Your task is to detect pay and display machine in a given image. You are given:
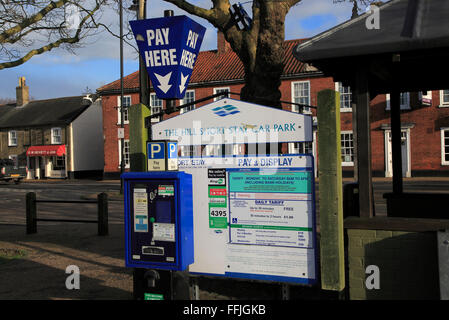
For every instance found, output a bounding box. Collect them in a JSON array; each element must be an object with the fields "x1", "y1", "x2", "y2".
[{"x1": 122, "y1": 171, "x2": 193, "y2": 271}]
